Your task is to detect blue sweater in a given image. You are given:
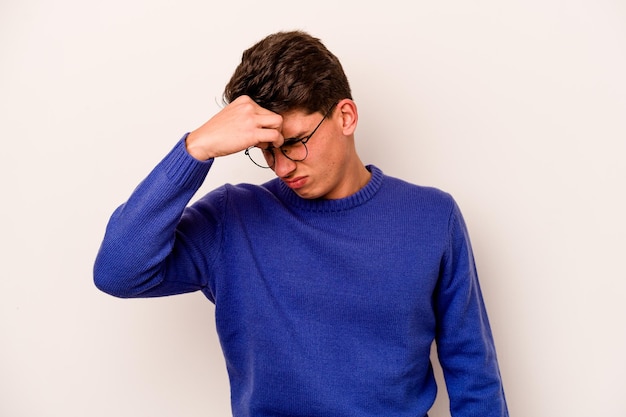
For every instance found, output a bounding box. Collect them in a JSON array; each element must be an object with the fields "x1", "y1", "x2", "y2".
[{"x1": 94, "y1": 136, "x2": 508, "y2": 417}]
